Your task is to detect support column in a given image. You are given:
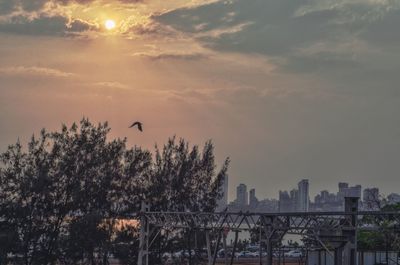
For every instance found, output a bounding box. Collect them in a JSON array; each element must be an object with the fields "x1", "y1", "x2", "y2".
[
  {"x1": 264, "y1": 216, "x2": 274, "y2": 265},
  {"x1": 212, "y1": 230, "x2": 222, "y2": 265},
  {"x1": 318, "y1": 250, "x2": 321, "y2": 265},
  {"x1": 137, "y1": 202, "x2": 150, "y2": 265},
  {"x1": 223, "y1": 232, "x2": 228, "y2": 265},
  {"x1": 206, "y1": 230, "x2": 212, "y2": 265},
  {"x1": 343, "y1": 197, "x2": 359, "y2": 265},
  {"x1": 335, "y1": 248, "x2": 343, "y2": 265},
  {"x1": 230, "y1": 230, "x2": 239, "y2": 265},
  {"x1": 259, "y1": 225, "x2": 263, "y2": 265}
]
